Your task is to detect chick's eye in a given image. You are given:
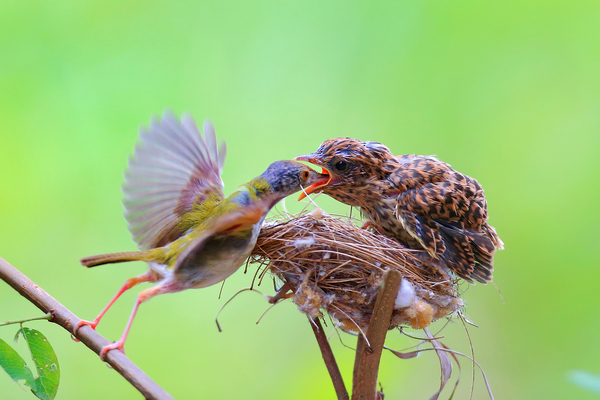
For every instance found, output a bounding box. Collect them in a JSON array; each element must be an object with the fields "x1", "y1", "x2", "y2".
[
  {"x1": 334, "y1": 160, "x2": 349, "y2": 172},
  {"x1": 301, "y1": 170, "x2": 310, "y2": 180}
]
